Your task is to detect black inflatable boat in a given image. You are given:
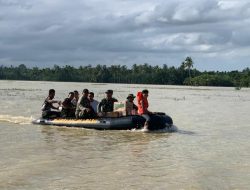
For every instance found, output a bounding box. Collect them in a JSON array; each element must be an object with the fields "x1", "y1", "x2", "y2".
[{"x1": 32, "y1": 113, "x2": 175, "y2": 131}]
